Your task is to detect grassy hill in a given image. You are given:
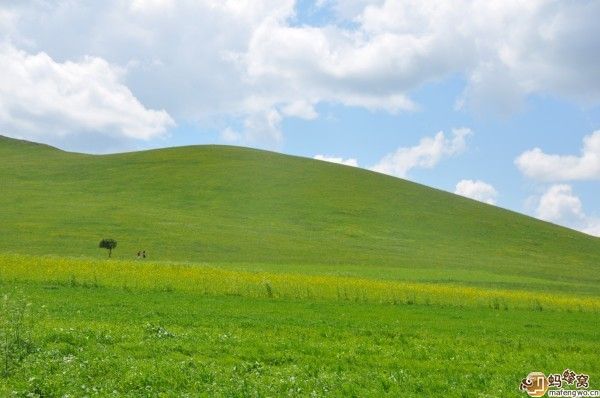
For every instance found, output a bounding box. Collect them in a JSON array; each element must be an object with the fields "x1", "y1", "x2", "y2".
[
  {"x1": 1, "y1": 135, "x2": 600, "y2": 396},
  {"x1": 1, "y1": 134, "x2": 599, "y2": 292}
]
